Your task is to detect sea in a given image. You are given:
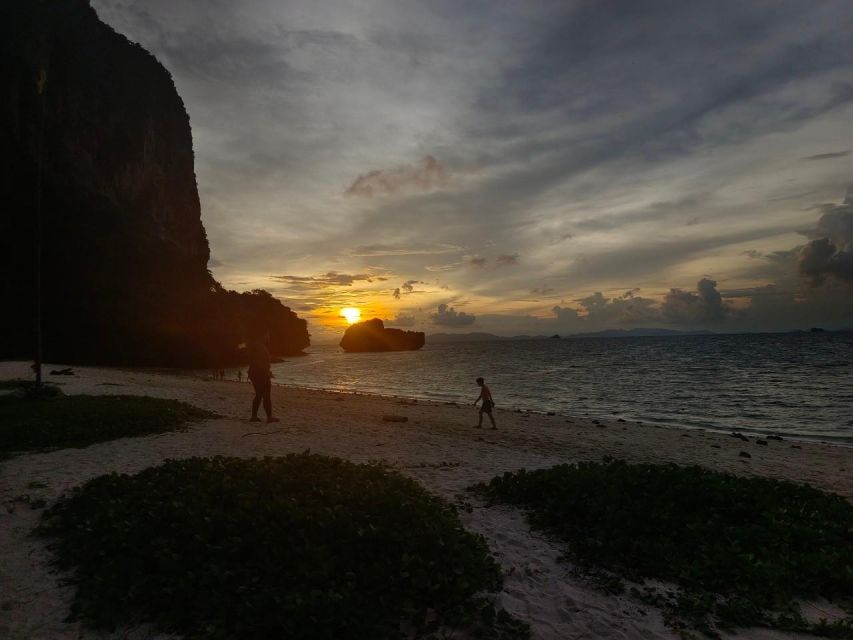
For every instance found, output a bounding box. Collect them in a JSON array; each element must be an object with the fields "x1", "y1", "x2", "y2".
[{"x1": 269, "y1": 332, "x2": 853, "y2": 443}]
